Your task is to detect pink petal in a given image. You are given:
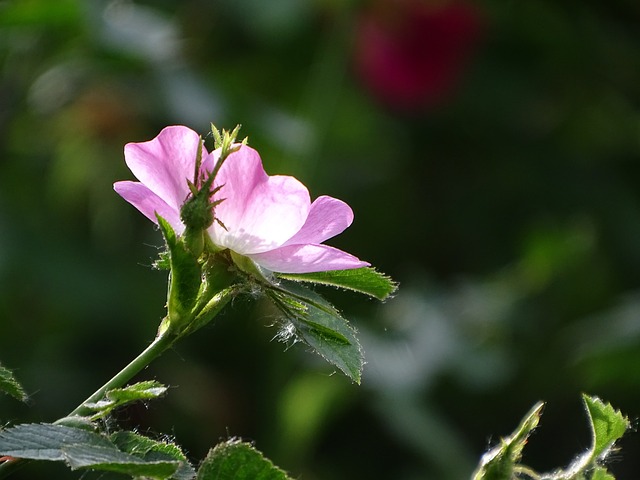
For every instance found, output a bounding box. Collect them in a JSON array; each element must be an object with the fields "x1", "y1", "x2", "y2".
[
  {"x1": 283, "y1": 195, "x2": 354, "y2": 246},
  {"x1": 114, "y1": 181, "x2": 185, "y2": 234},
  {"x1": 208, "y1": 145, "x2": 311, "y2": 254},
  {"x1": 124, "y1": 126, "x2": 209, "y2": 211},
  {"x1": 249, "y1": 244, "x2": 370, "y2": 274}
]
